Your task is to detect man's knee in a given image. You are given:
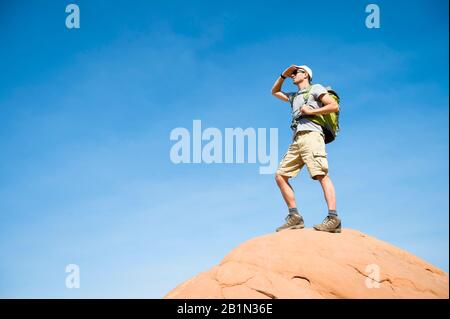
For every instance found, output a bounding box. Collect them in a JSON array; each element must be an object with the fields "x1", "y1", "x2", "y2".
[{"x1": 275, "y1": 173, "x2": 289, "y2": 185}]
